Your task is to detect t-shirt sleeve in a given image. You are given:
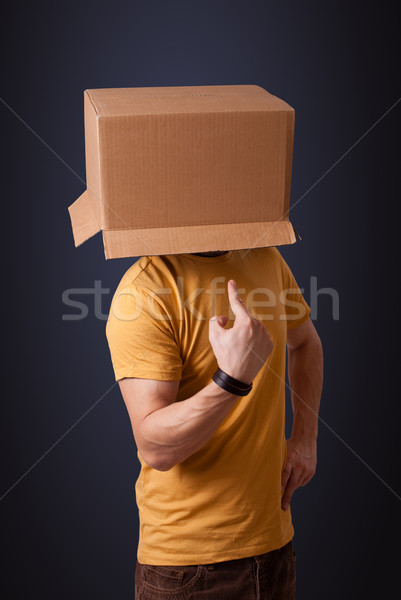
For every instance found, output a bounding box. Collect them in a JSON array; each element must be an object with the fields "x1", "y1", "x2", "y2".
[
  {"x1": 105, "y1": 284, "x2": 183, "y2": 382},
  {"x1": 277, "y1": 252, "x2": 311, "y2": 329}
]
